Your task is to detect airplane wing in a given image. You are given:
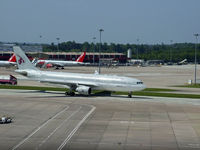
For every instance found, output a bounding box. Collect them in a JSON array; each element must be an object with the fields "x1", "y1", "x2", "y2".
[
  {"x1": 15, "y1": 75, "x2": 98, "y2": 89},
  {"x1": 39, "y1": 78, "x2": 98, "y2": 89}
]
